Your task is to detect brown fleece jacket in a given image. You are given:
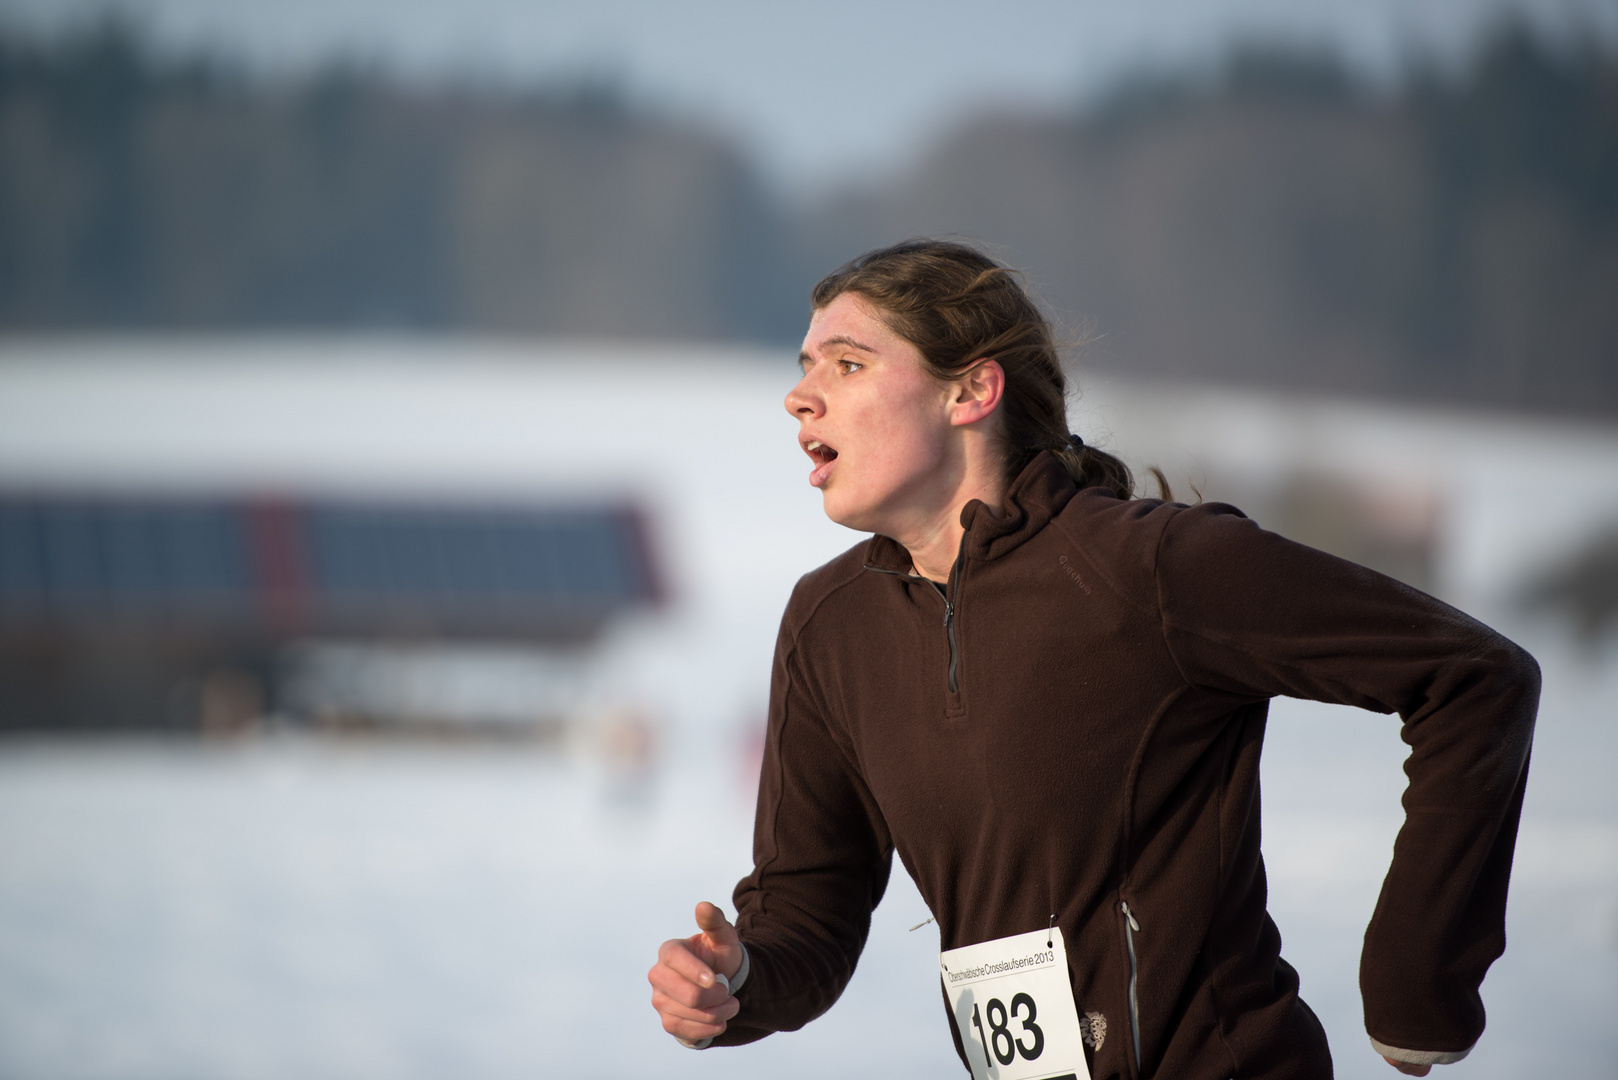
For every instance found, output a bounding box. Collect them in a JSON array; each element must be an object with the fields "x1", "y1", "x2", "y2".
[{"x1": 719, "y1": 452, "x2": 1539, "y2": 1080}]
